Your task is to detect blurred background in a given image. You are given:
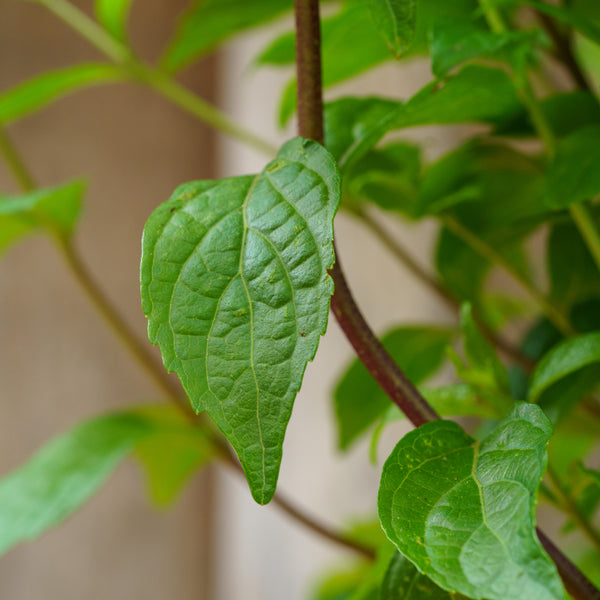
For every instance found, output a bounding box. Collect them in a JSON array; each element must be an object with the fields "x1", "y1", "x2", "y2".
[{"x1": 0, "y1": 1, "x2": 509, "y2": 598}]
